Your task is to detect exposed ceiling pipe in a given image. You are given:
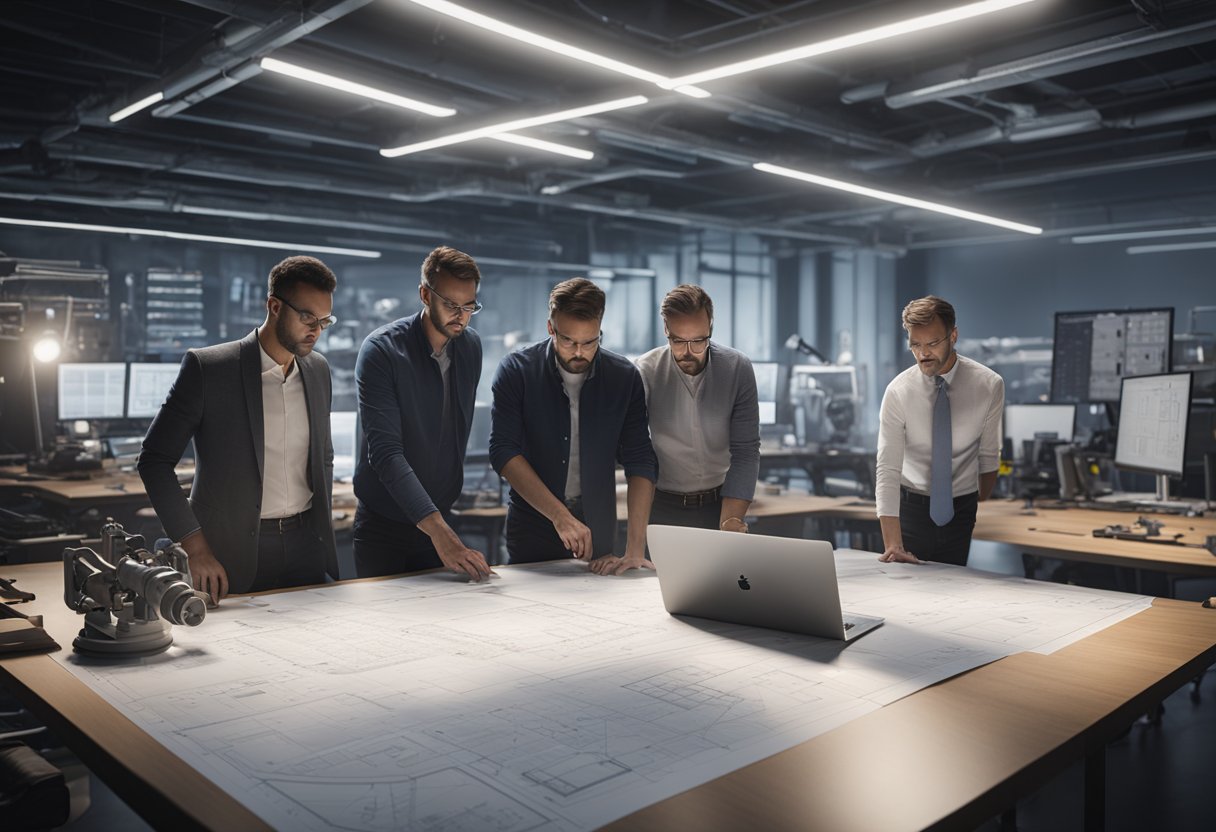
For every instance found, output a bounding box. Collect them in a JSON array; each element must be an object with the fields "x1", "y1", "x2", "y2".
[
  {"x1": 74, "y1": 0, "x2": 373, "y2": 126},
  {"x1": 969, "y1": 147, "x2": 1216, "y2": 192},
  {"x1": 879, "y1": 16, "x2": 1216, "y2": 109},
  {"x1": 539, "y1": 168, "x2": 686, "y2": 196}
]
